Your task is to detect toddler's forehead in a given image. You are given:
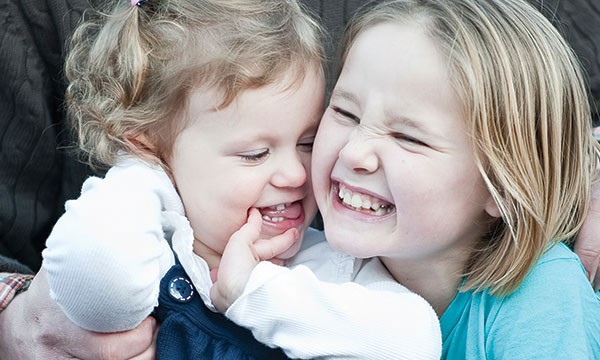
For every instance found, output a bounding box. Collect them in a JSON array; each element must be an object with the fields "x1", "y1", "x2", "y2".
[{"x1": 183, "y1": 66, "x2": 322, "y2": 124}]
